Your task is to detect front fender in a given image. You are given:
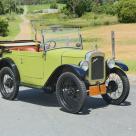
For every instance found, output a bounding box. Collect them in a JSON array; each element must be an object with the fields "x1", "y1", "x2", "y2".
[
  {"x1": 68, "y1": 65, "x2": 87, "y2": 80},
  {"x1": 115, "y1": 60, "x2": 129, "y2": 71},
  {"x1": 45, "y1": 64, "x2": 87, "y2": 87}
]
